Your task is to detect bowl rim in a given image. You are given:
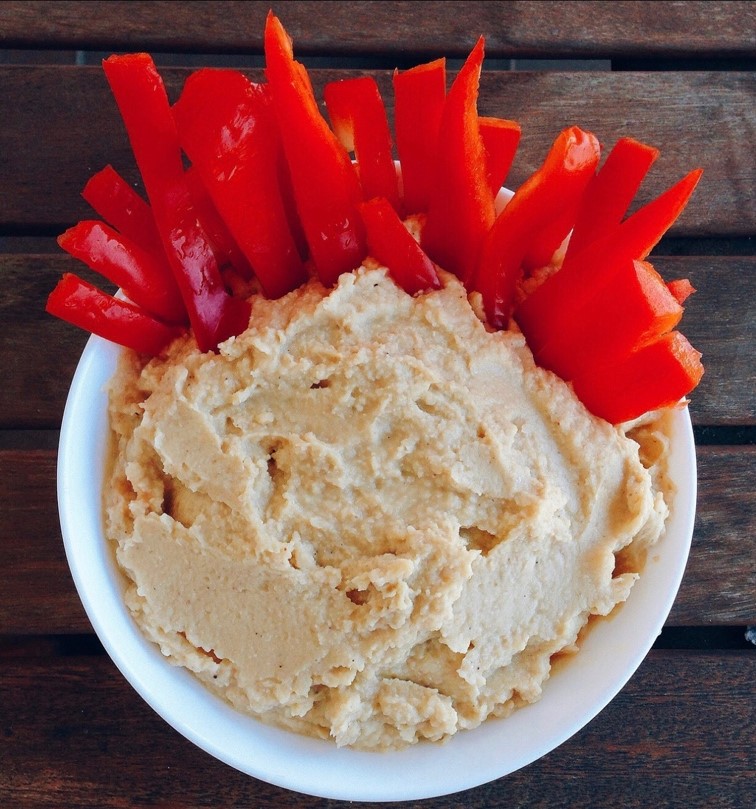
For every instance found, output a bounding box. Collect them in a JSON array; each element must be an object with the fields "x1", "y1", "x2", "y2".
[{"x1": 57, "y1": 331, "x2": 696, "y2": 803}]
